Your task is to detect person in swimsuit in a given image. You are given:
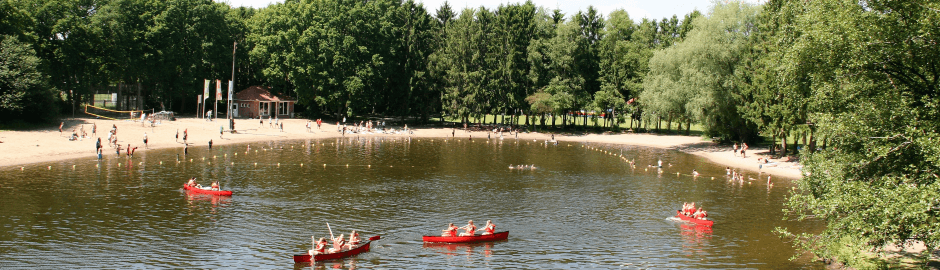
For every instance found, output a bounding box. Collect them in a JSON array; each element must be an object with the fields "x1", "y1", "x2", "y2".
[
  {"x1": 459, "y1": 220, "x2": 476, "y2": 236},
  {"x1": 478, "y1": 220, "x2": 496, "y2": 235},
  {"x1": 187, "y1": 177, "x2": 197, "y2": 187},
  {"x1": 442, "y1": 223, "x2": 458, "y2": 237},
  {"x1": 210, "y1": 181, "x2": 220, "y2": 191}
]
